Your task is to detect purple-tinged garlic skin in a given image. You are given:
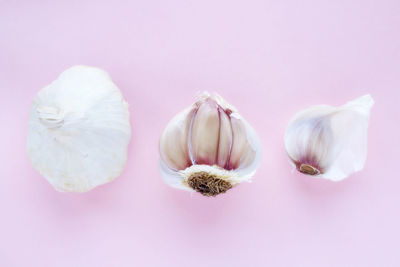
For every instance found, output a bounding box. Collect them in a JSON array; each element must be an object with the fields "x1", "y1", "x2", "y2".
[
  {"x1": 284, "y1": 94, "x2": 374, "y2": 181},
  {"x1": 159, "y1": 92, "x2": 262, "y2": 196}
]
